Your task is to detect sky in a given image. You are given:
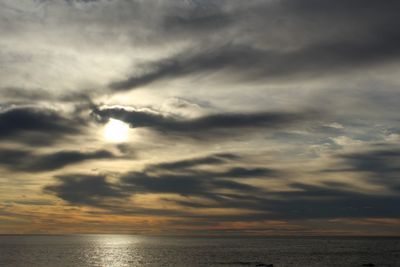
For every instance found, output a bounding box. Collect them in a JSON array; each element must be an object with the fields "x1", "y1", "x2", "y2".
[{"x1": 0, "y1": 0, "x2": 399, "y2": 236}]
